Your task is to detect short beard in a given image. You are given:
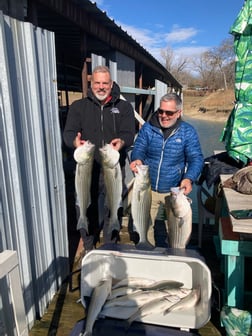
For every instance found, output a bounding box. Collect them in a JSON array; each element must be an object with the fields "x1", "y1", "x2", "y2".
[{"x1": 94, "y1": 92, "x2": 108, "y2": 101}]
